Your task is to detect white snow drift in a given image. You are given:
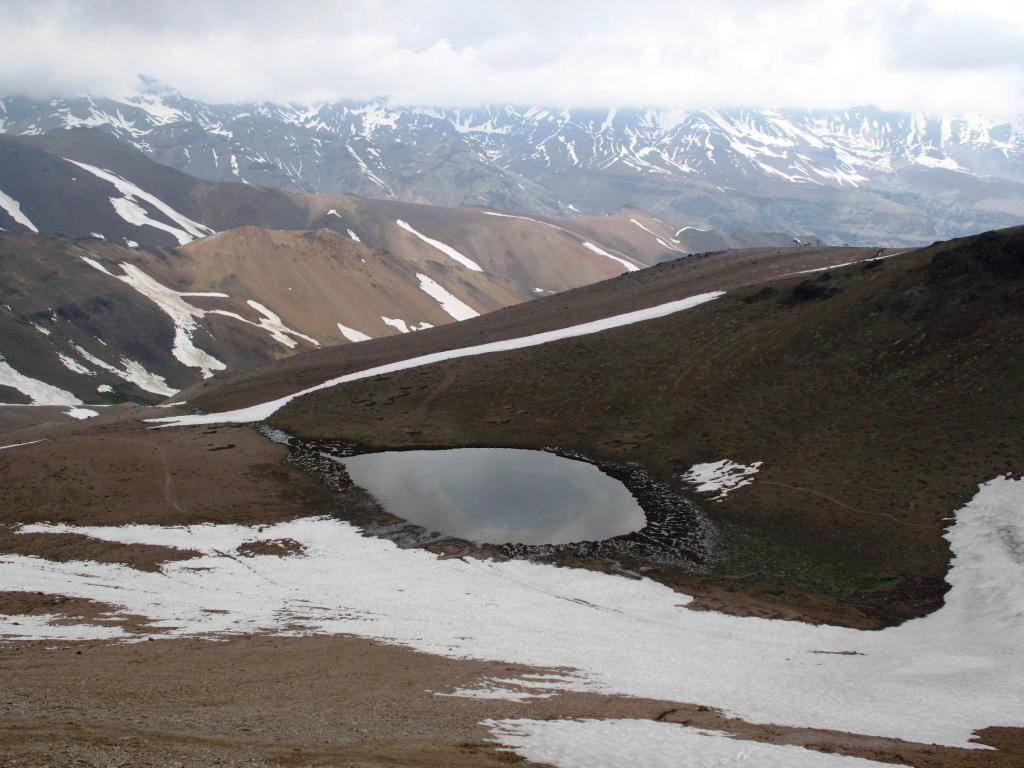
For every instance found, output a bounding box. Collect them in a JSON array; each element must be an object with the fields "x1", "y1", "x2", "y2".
[
  {"x1": 681, "y1": 459, "x2": 764, "y2": 500},
  {"x1": 415, "y1": 273, "x2": 479, "y2": 321},
  {"x1": 0, "y1": 439, "x2": 46, "y2": 451},
  {"x1": 79, "y1": 255, "x2": 318, "y2": 377},
  {"x1": 79, "y1": 255, "x2": 227, "y2": 378},
  {"x1": 580, "y1": 241, "x2": 640, "y2": 272},
  {"x1": 0, "y1": 476, "x2": 1022, "y2": 750},
  {"x1": 71, "y1": 342, "x2": 177, "y2": 397},
  {"x1": 0, "y1": 353, "x2": 81, "y2": 405},
  {"x1": 147, "y1": 291, "x2": 723, "y2": 428},
  {"x1": 65, "y1": 159, "x2": 214, "y2": 245},
  {"x1": 396, "y1": 219, "x2": 483, "y2": 271},
  {"x1": 487, "y1": 719, "x2": 891, "y2": 768},
  {"x1": 0, "y1": 187, "x2": 39, "y2": 233},
  {"x1": 337, "y1": 323, "x2": 372, "y2": 343}
]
